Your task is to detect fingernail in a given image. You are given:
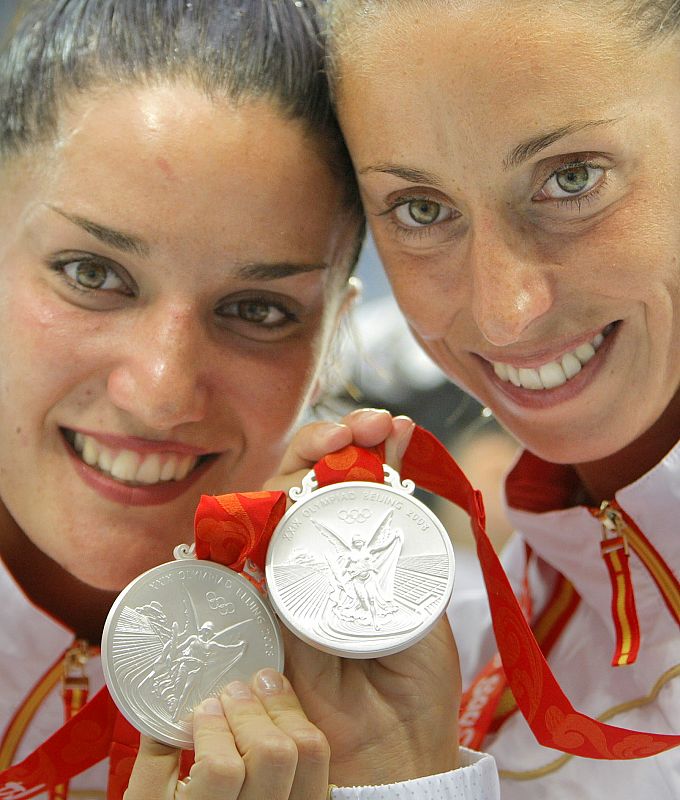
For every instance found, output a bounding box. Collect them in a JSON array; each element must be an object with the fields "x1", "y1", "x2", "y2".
[
  {"x1": 355, "y1": 408, "x2": 390, "y2": 418},
  {"x1": 197, "y1": 697, "x2": 223, "y2": 715},
  {"x1": 394, "y1": 418, "x2": 416, "y2": 460},
  {"x1": 225, "y1": 681, "x2": 251, "y2": 699},
  {"x1": 256, "y1": 668, "x2": 283, "y2": 694}
]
